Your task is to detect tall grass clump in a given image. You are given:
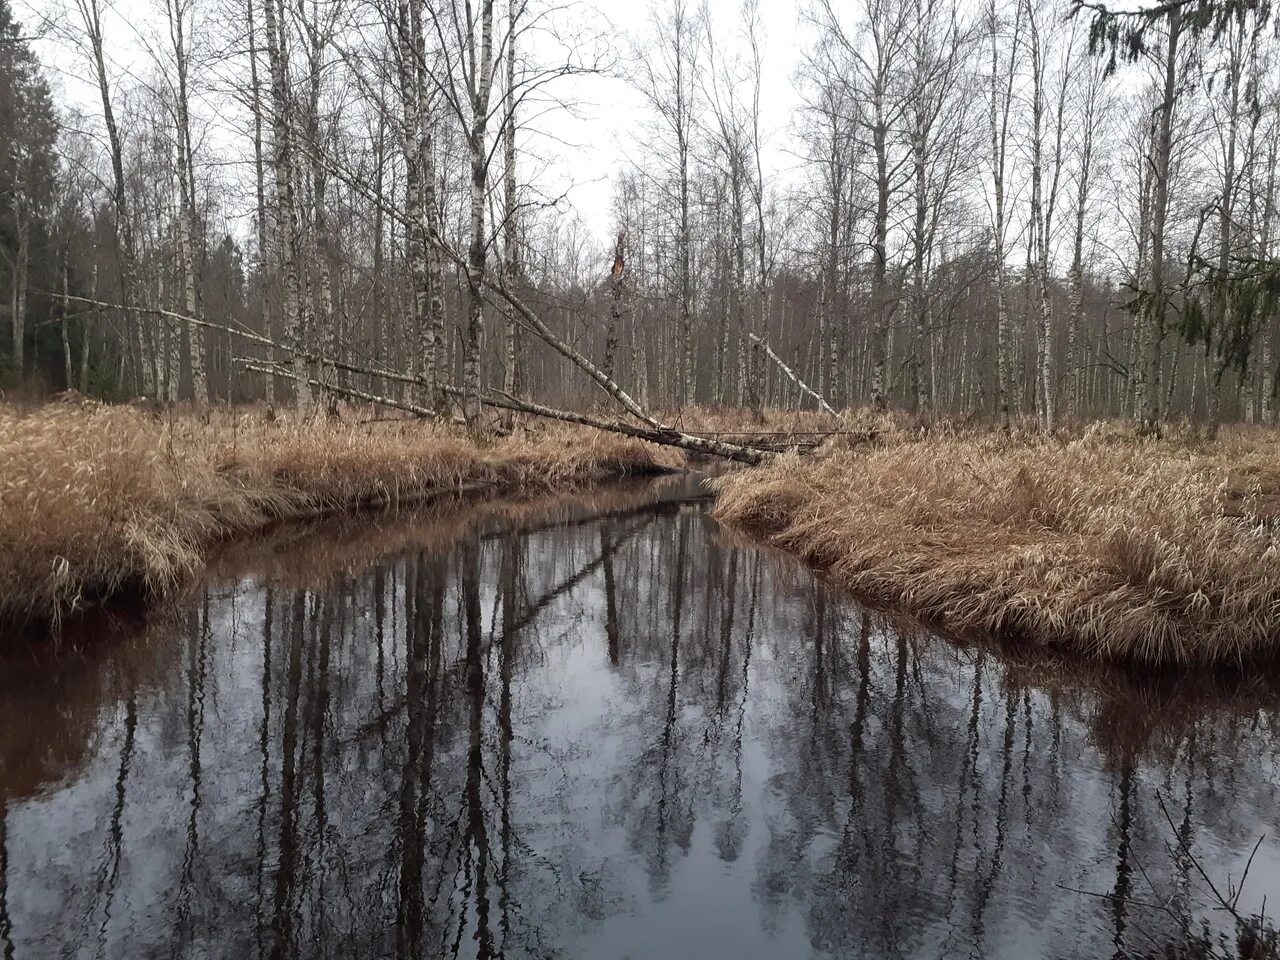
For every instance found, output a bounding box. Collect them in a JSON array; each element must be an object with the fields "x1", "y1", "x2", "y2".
[
  {"x1": 0, "y1": 404, "x2": 223, "y2": 624},
  {"x1": 0, "y1": 401, "x2": 676, "y2": 628},
  {"x1": 713, "y1": 430, "x2": 1280, "y2": 667}
]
